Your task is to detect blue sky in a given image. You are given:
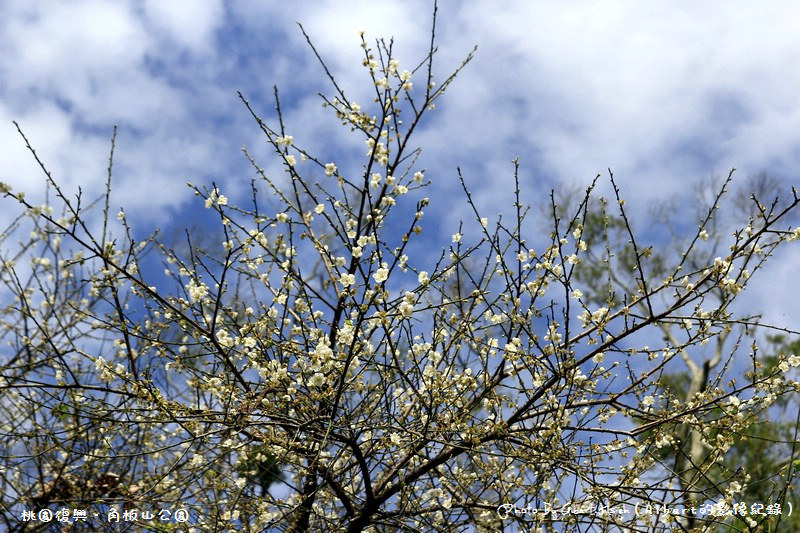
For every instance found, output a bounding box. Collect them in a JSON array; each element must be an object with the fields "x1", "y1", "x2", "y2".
[{"x1": 2, "y1": 0, "x2": 799, "y2": 328}]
